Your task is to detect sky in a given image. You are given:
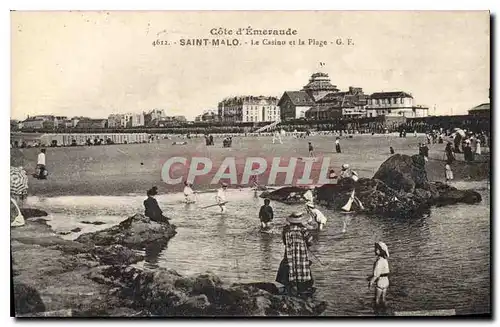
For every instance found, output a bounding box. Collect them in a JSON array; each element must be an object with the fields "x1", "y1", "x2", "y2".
[{"x1": 11, "y1": 11, "x2": 490, "y2": 121}]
